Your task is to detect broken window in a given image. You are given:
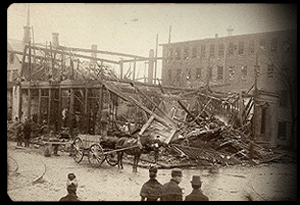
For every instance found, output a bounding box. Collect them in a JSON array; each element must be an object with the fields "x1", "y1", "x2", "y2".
[
  {"x1": 209, "y1": 44, "x2": 215, "y2": 57},
  {"x1": 183, "y1": 47, "x2": 189, "y2": 60},
  {"x1": 238, "y1": 41, "x2": 244, "y2": 54},
  {"x1": 196, "y1": 67, "x2": 201, "y2": 79},
  {"x1": 228, "y1": 42, "x2": 234, "y2": 55},
  {"x1": 175, "y1": 47, "x2": 181, "y2": 60},
  {"x1": 279, "y1": 90, "x2": 288, "y2": 107},
  {"x1": 249, "y1": 40, "x2": 255, "y2": 54},
  {"x1": 167, "y1": 47, "x2": 173, "y2": 61},
  {"x1": 186, "y1": 69, "x2": 191, "y2": 81},
  {"x1": 229, "y1": 66, "x2": 235, "y2": 81},
  {"x1": 261, "y1": 107, "x2": 267, "y2": 134},
  {"x1": 270, "y1": 37, "x2": 278, "y2": 52},
  {"x1": 267, "y1": 64, "x2": 274, "y2": 78},
  {"x1": 192, "y1": 46, "x2": 197, "y2": 59},
  {"x1": 278, "y1": 121, "x2": 287, "y2": 139},
  {"x1": 201, "y1": 44, "x2": 206, "y2": 58},
  {"x1": 208, "y1": 66, "x2": 213, "y2": 80},
  {"x1": 259, "y1": 38, "x2": 265, "y2": 52},
  {"x1": 218, "y1": 43, "x2": 225, "y2": 56},
  {"x1": 241, "y1": 65, "x2": 247, "y2": 80},
  {"x1": 217, "y1": 66, "x2": 223, "y2": 80}
]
